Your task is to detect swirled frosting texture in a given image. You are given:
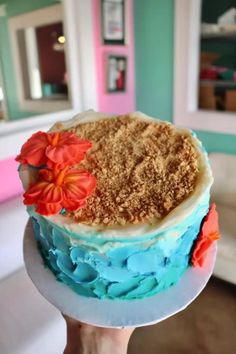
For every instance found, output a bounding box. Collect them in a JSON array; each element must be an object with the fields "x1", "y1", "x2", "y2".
[{"x1": 29, "y1": 189, "x2": 210, "y2": 300}]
